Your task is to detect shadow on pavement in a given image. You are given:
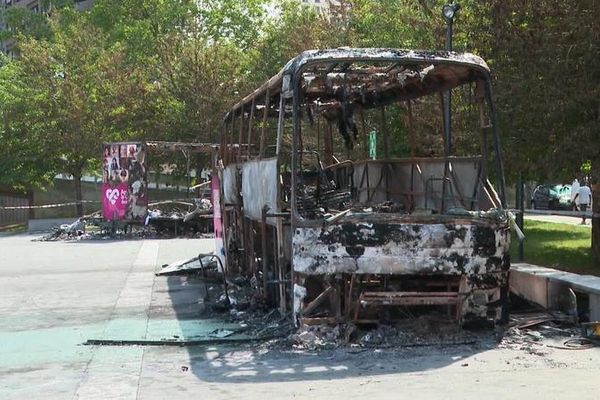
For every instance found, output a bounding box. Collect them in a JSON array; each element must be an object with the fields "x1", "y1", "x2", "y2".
[{"x1": 159, "y1": 269, "x2": 498, "y2": 384}]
